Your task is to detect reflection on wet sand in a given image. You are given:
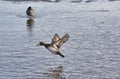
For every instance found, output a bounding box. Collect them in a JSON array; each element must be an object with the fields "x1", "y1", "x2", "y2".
[
  {"x1": 48, "y1": 65, "x2": 66, "y2": 79},
  {"x1": 26, "y1": 18, "x2": 34, "y2": 40},
  {"x1": 34, "y1": 65, "x2": 66, "y2": 79},
  {"x1": 27, "y1": 18, "x2": 34, "y2": 28}
]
